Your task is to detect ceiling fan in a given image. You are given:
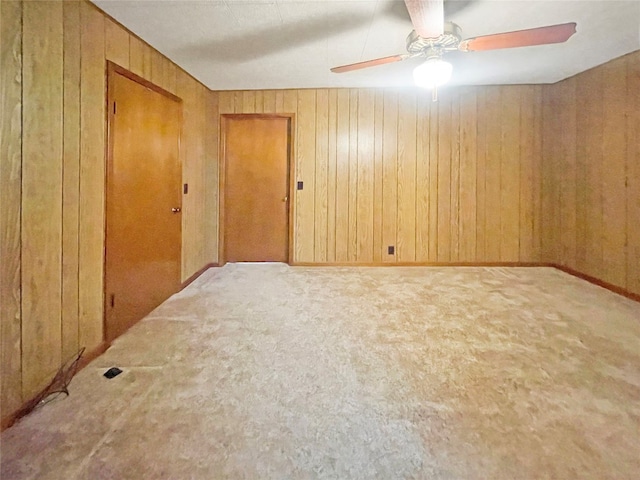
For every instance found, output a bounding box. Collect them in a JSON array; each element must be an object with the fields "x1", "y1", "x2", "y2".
[{"x1": 331, "y1": 0, "x2": 576, "y2": 93}]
